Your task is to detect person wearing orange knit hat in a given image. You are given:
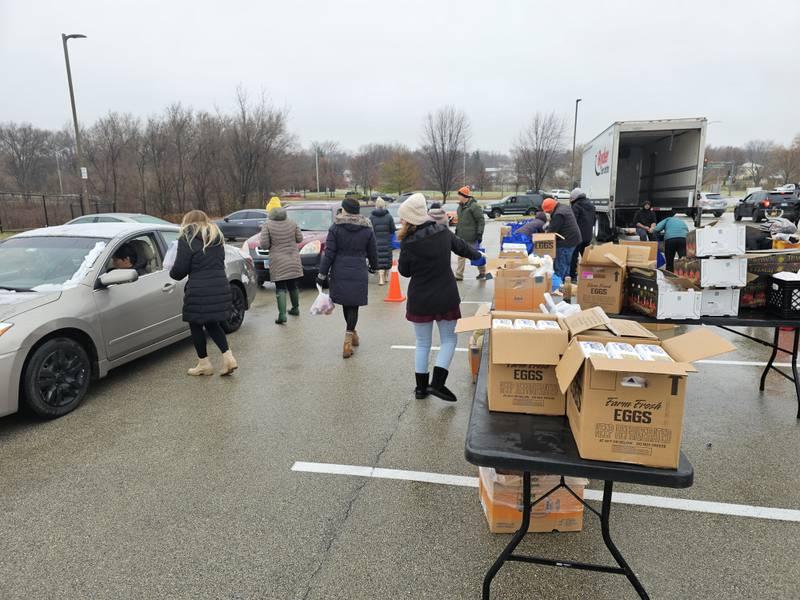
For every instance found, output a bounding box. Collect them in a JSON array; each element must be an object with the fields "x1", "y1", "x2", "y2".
[
  {"x1": 542, "y1": 197, "x2": 582, "y2": 280},
  {"x1": 454, "y1": 186, "x2": 486, "y2": 280}
]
